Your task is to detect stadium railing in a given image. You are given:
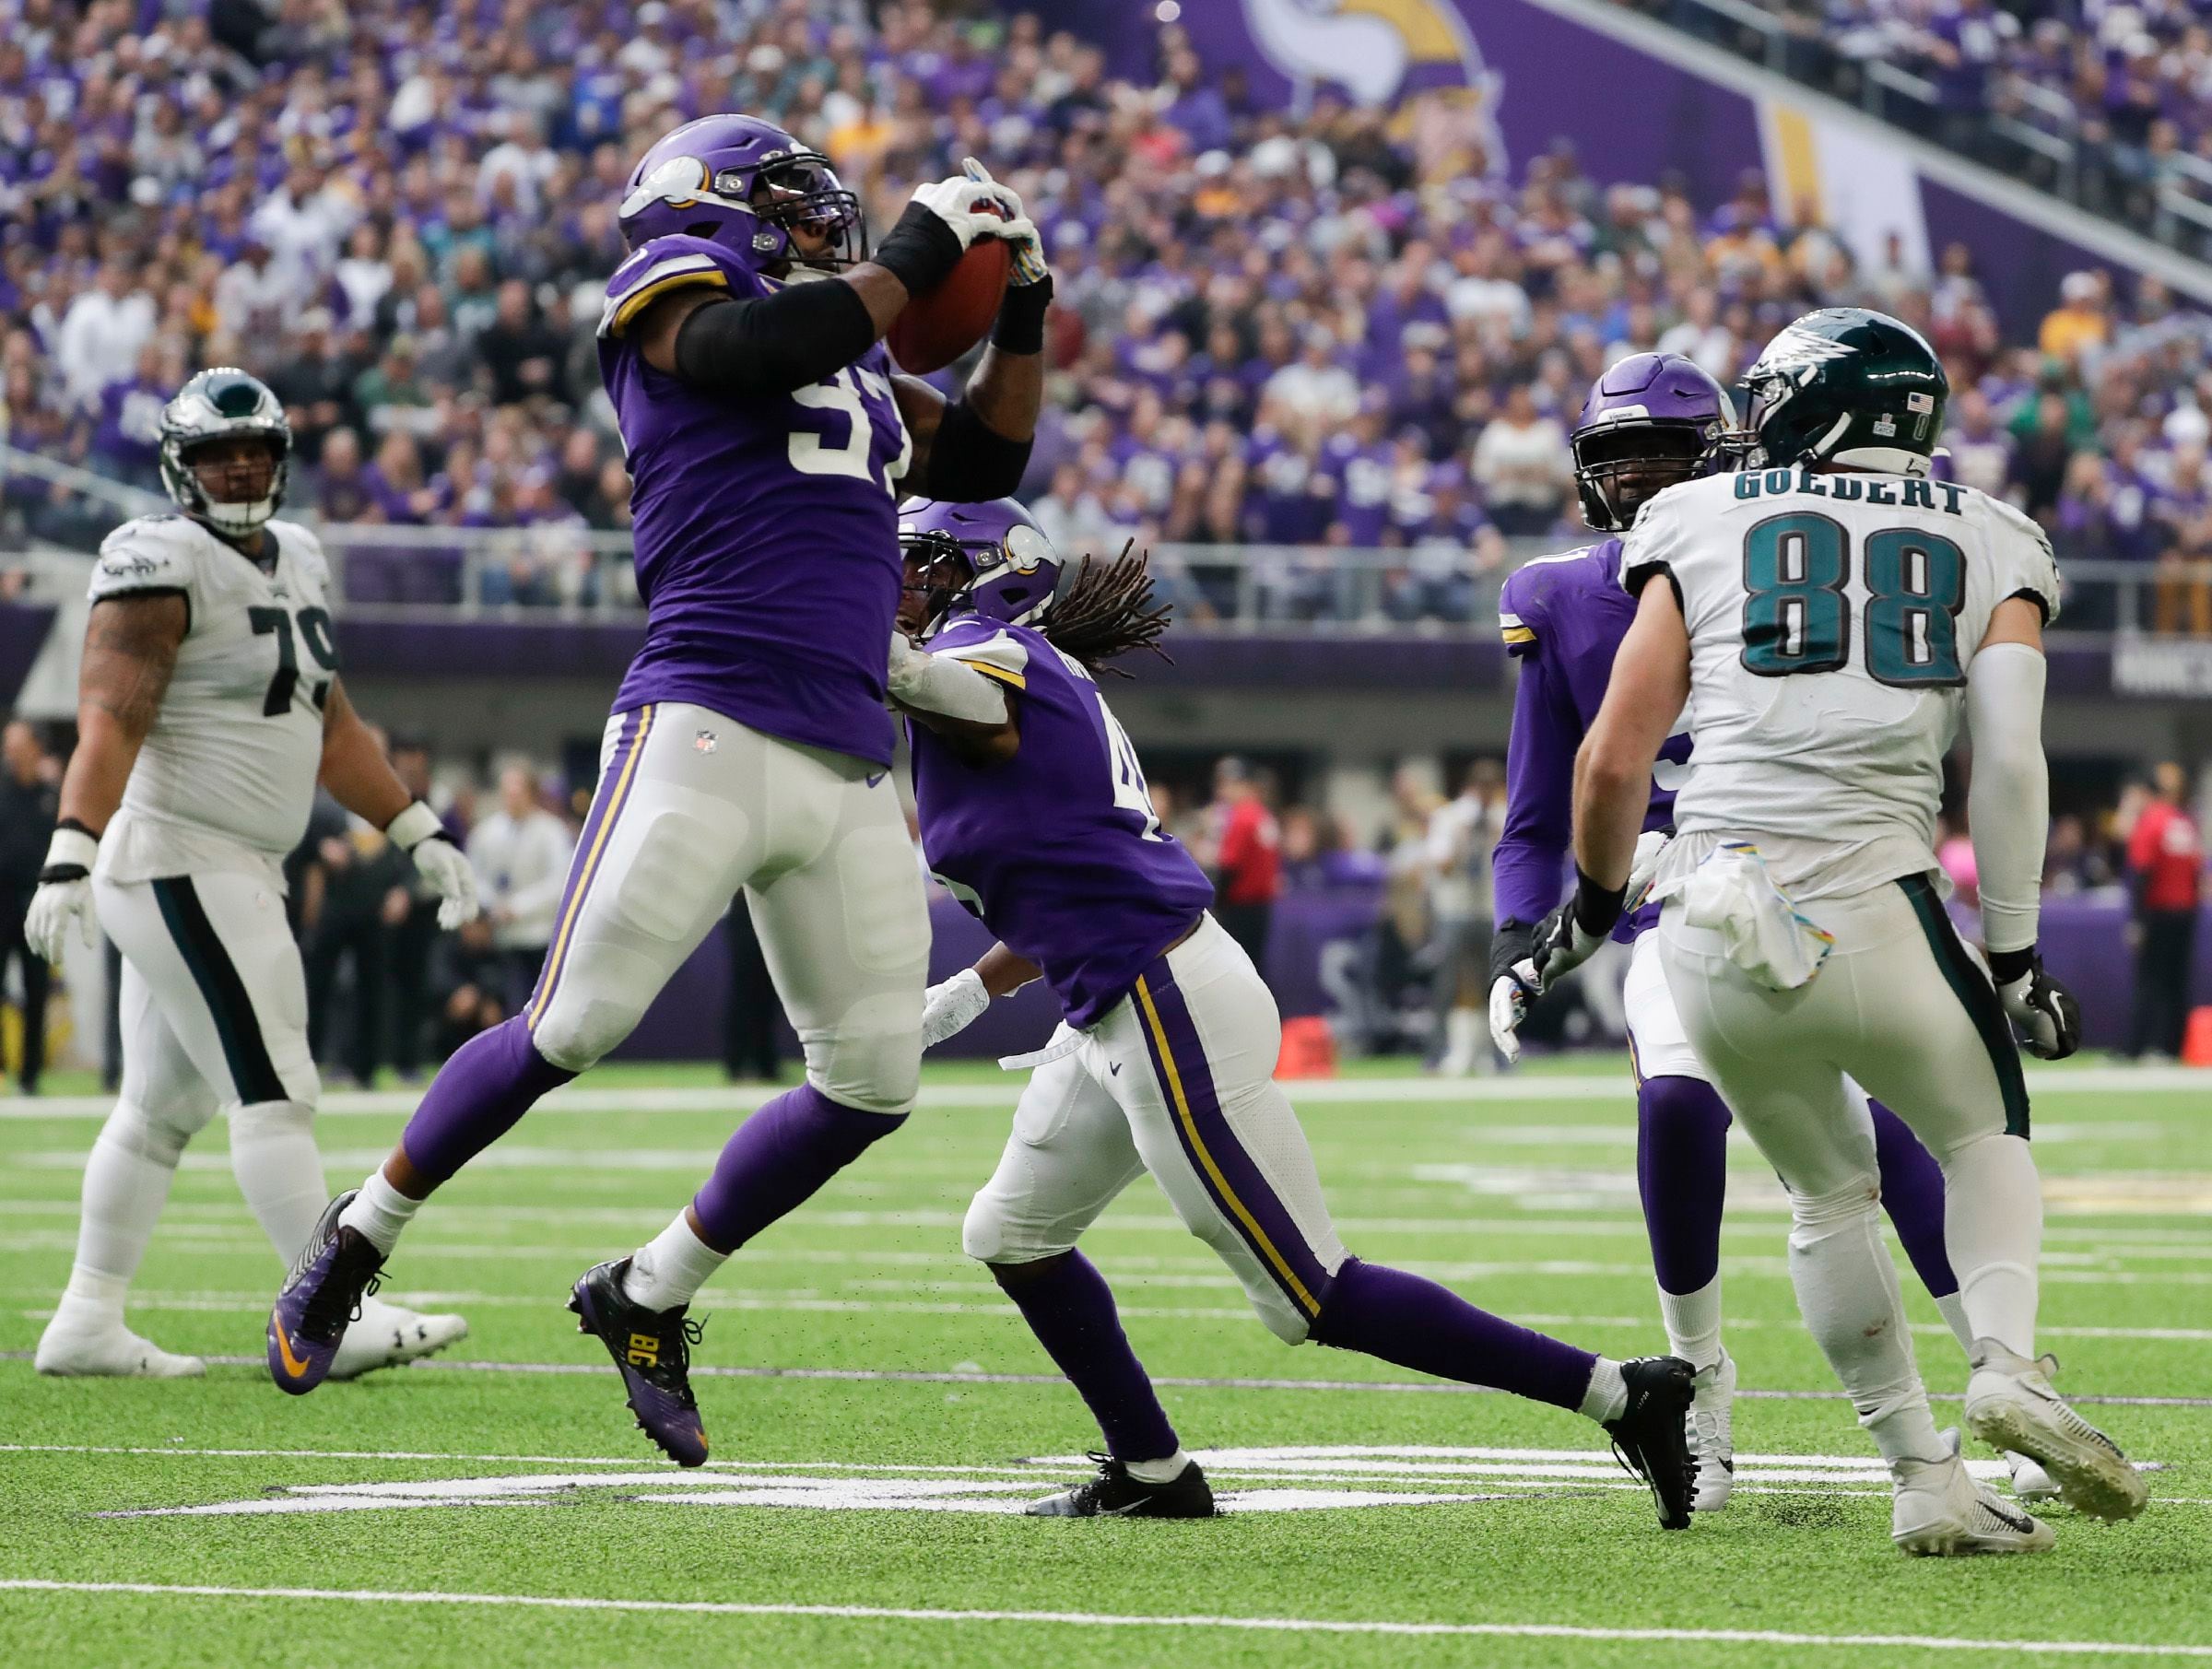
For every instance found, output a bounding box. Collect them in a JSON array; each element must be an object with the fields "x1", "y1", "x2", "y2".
[{"x1": 1620, "y1": 0, "x2": 2212, "y2": 257}]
